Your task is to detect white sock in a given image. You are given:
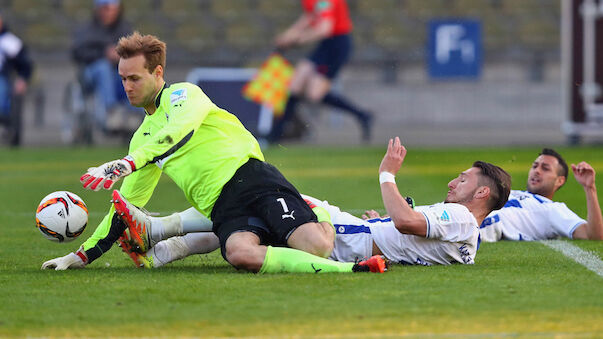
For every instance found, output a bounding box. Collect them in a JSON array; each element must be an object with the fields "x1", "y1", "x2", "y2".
[
  {"x1": 147, "y1": 237, "x2": 187, "y2": 268},
  {"x1": 151, "y1": 207, "x2": 213, "y2": 243},
  {"x1": 180, "y1": 207, "x2": 213, "y2": 233},
  {"x1": 182, "y1": 232, "x2": 220, "y2": 255},
  {"x1": 148, "y1": 214, "x2": 175, "y2": 244},
  {"x1": 148, "y1": 233, "x2": 220, "y2": 268}
]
